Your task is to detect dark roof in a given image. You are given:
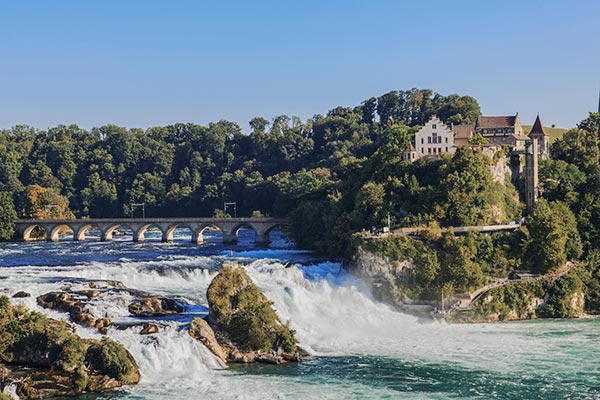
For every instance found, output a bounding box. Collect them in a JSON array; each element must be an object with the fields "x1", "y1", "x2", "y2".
[
  {"x1": 528, "y1": 115, "x2": 548, "y2": 137},
  {"x1": 453, "y1": 125, "x2": 474, "y2": 140},
  {"x1": 476, "y1": 115, "x2": 517, "y2": 129}
]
